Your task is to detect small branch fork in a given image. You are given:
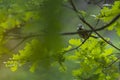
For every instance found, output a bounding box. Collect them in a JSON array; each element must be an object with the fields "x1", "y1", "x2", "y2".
[{"x1": 105, "y1": 56, "x2": 120, "y2": 68}]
